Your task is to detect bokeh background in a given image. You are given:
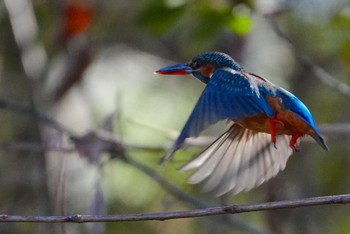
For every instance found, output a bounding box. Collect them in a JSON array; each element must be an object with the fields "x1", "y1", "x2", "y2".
[{"x1": 0, "y1": 0, "x2": 350, "y2": 233}]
